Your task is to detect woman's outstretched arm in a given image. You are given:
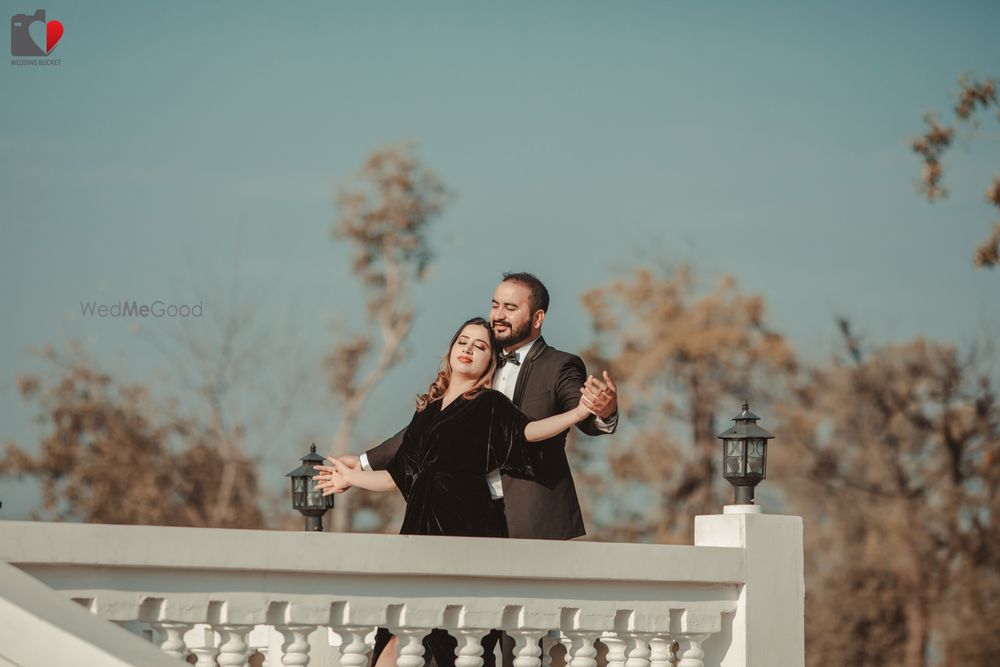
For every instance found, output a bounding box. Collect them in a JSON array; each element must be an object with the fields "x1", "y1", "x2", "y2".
[
  {"x1": 314, "y1": 459, "x2": 397, "y2": 494},
  {"x1": 524, "y1": 378, "x2": 599, "y2": 442}
]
